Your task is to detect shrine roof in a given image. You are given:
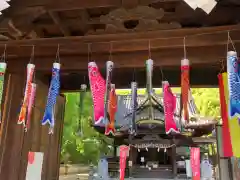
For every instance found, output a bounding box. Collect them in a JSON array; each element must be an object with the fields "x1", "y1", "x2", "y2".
[{"x1": 94, "y1": 93, "x2": 217, "y2": 137}]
